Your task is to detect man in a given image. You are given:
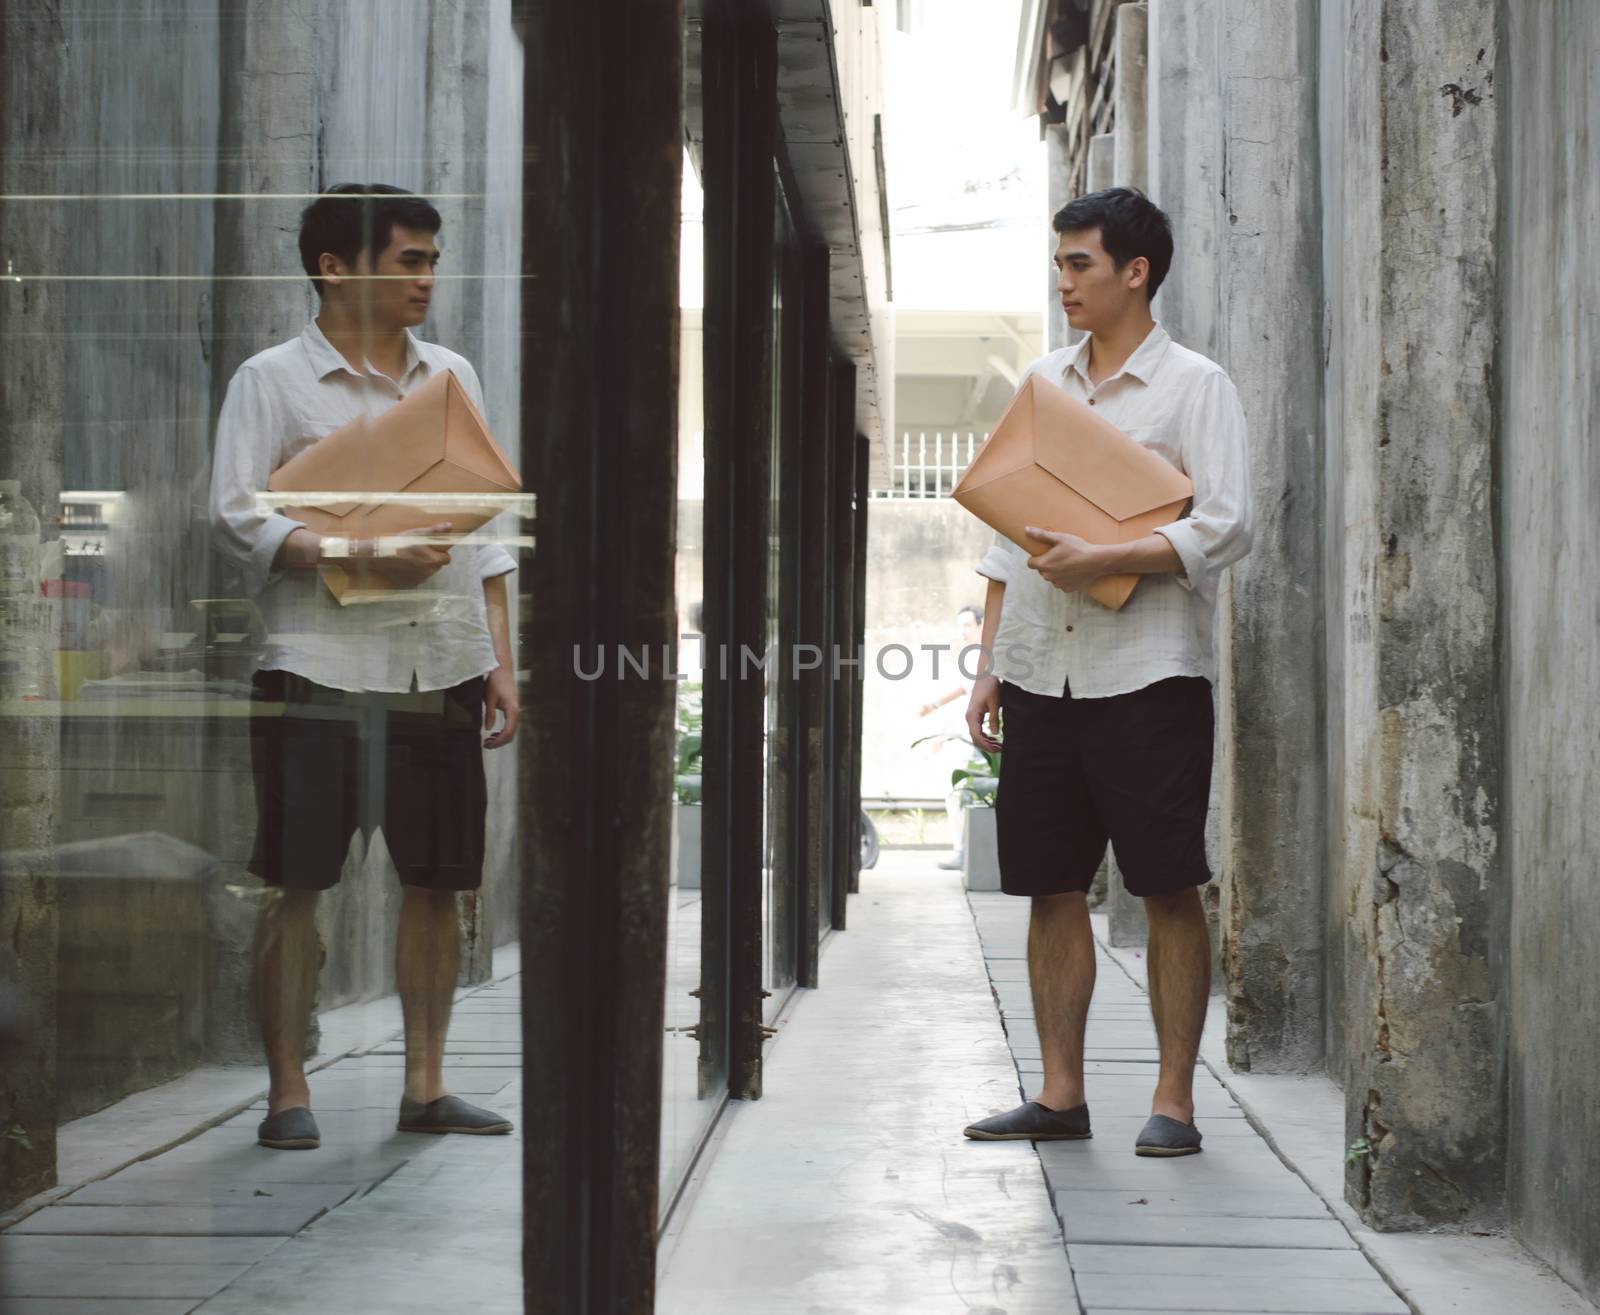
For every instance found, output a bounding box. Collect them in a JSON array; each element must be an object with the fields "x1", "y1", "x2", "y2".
[
  {"x1": 960, "y1": 188, "x2": 1252, "y2": 1156},
  {"x1": 210, "y1": 184, "x2": 519, "y2": 1150},
  {"x1": 915, "y1": 604, "x2": 985, "y2": 870}
]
